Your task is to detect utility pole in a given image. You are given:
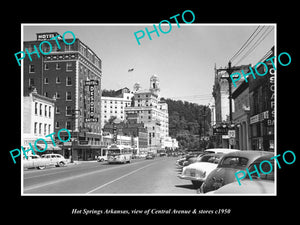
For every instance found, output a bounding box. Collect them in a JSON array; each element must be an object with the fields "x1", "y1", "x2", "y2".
[
  {"x1": 216, "y1": 61, "x2": 250, "y2": 149},
  {"x1": 216, "y1": 61, "x2": 251, "y2": 123}
]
